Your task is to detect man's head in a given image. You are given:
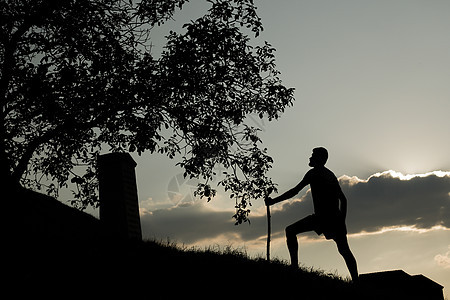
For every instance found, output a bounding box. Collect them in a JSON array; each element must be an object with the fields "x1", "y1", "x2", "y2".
[{"x1": 309, "y1": 147, "x2": 328, "y2": 167}]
